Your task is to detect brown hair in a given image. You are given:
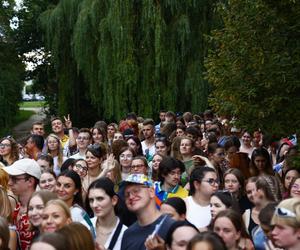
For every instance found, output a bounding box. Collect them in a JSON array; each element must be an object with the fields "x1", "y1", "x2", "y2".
[
  {"x1": 213, "y1": 209, "x2": 250, "y2": 239},
  {"x1": 0, "y1": 136, "x2": 19, "y2": 165},
  {"x1": 45, "y1": 134, "x2": 64, "y2": 167},
  {"x1": 0, "y1": 188, "x2": 12, "y2": 222},
  {"x1": 224, "y1": 168, "x2": 245, "y2": 198},
  {"x1": 58, "y1": 222, "x2": 94, "y2": 250},
  {"x1": 0, "y1": 217, "x2": 10, "y2": 250}
]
